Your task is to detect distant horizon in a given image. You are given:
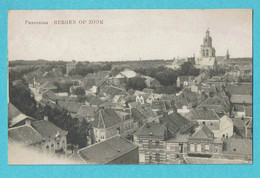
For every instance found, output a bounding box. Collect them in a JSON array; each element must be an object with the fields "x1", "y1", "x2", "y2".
[
  {"x1": 9, "y1": 56, "x2": 253, "y2": 63},
  {"x1": 8, "y1": 10, "x2": 252, "y2": 62}
]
